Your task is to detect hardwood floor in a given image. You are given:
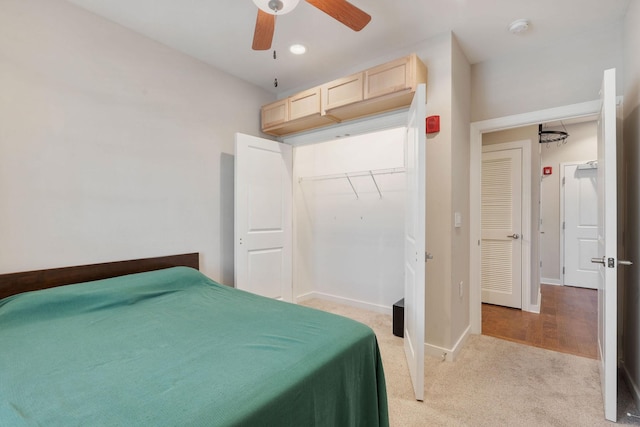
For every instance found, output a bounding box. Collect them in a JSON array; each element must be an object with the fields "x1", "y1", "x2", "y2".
[{"x1": 482, "y1": 283, "x2": 598, "y2": 359}]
